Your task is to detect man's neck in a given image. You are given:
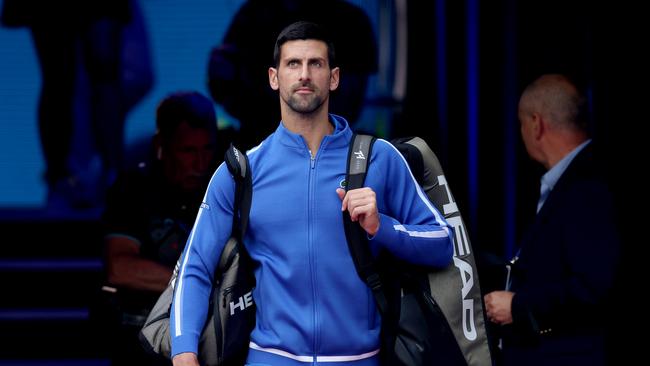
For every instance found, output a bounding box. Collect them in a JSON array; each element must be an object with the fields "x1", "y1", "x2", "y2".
[
  {"x1": 281, "y1": 107, "x2": 333, "y2": 155},
  {"x1": 543, "y1": 132, "x2": 588, "y2": 170}
]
